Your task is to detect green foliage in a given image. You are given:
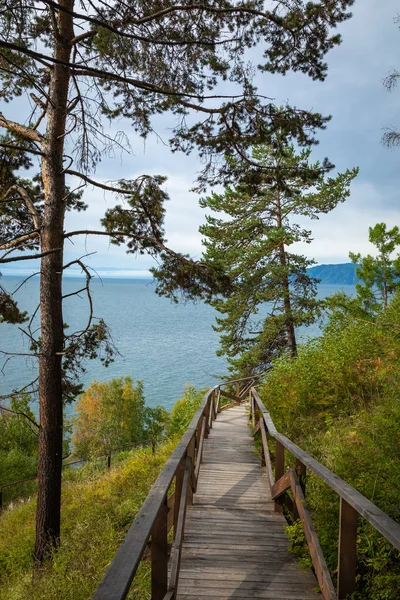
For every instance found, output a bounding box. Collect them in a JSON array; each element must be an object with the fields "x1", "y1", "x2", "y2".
[
  {"x1": 0, "y1": 440, "x2": 176, "y2": 600},
  {"x1": 167, "y1": 386, "x2": 205, "y2": 438},
  {"x1": 73, "y1": 378, "x2": 144, "y2": 458},
  {"x1": 260, "y1": 293, "x2": 400, "y2": 598},
  {"x1": 350, "y1": 223, "x2": 400, "y2": 312},
  {"x1": 0, "y1": 396, "x2": 38, "y2": 487},
  {"x1": 72, "y1": 378, "x2": 171, "y2": 460},
  {"x1": 200, "y1": 139, "x2": 358, "y2": 377},
  {"x1": 143, "y1": 406, "x2": 170, "y2": 452}
]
